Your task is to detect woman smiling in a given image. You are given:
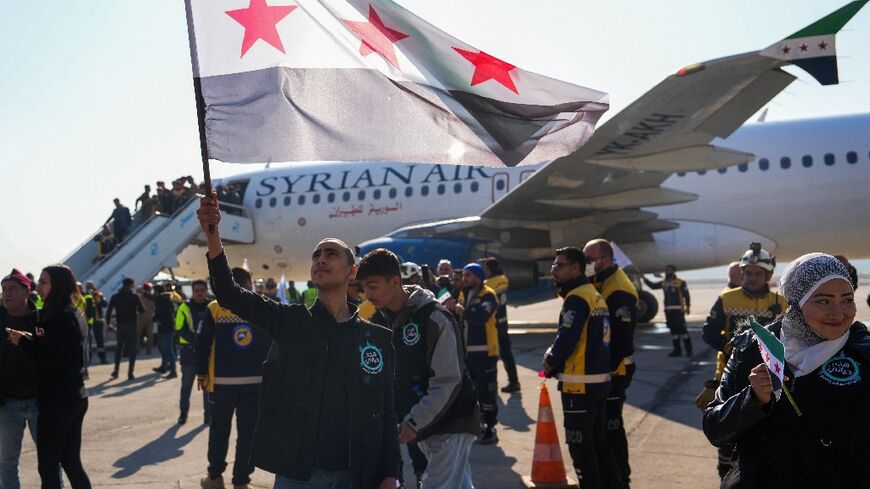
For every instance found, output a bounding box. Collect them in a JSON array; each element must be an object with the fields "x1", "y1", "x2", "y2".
[{"x1": 703, "y1": 253, "x2": 870, "y2": 488}]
